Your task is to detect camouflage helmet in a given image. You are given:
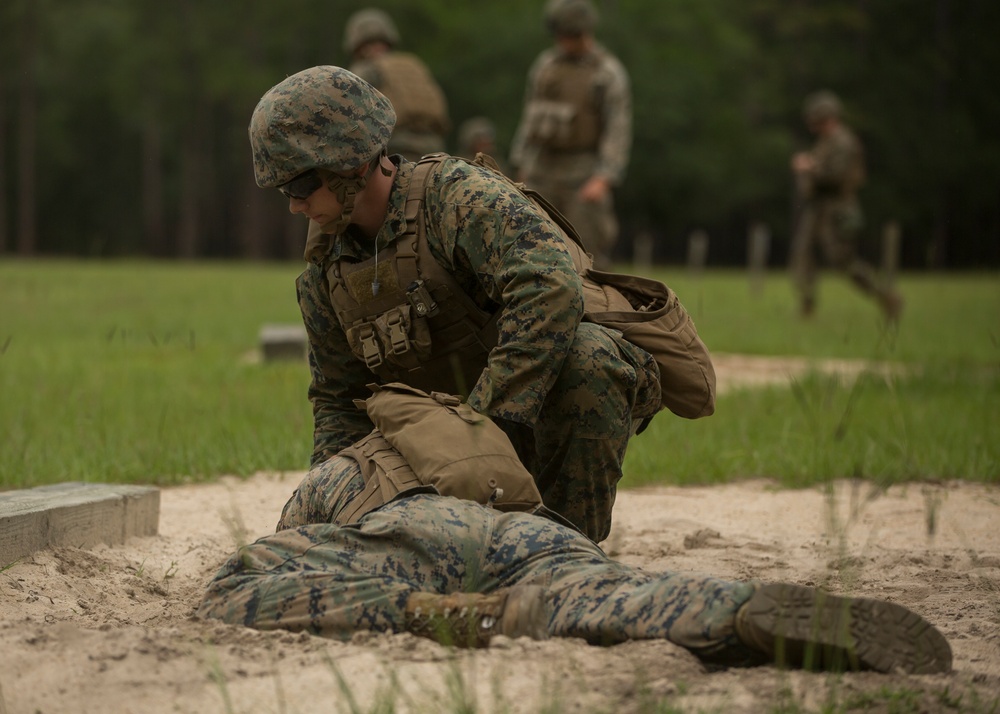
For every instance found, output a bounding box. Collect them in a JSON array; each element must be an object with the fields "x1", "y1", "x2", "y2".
[
  {"x1": 458, "y1": 117, "x2": 496, "y2": 152},
  {"x1": 343, "y1": 8, "x2": 400, "y2": 56},
  {"x1": 803, "y1": 90, "x2": 843, "y2": 124},
  {"x1": 544, "y1": 0, "x2": 599, "y2": 36},
  {"x1": 248, "y1": 65, "x2": 396, "y2": 188}
]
